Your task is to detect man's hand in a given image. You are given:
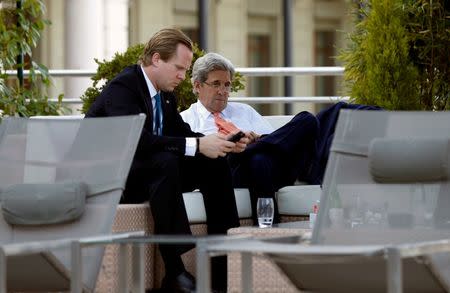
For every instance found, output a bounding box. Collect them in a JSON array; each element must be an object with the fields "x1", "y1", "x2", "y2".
[
  {"x1": 246, "y1": 131, "x2": 261, "y2": 144},
  {"x1": 198, "y1": 134, "x2": 236, "y2": 158},
  {"x1": 230, "y1": 136, "x2": 249, "y2": 153}
]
